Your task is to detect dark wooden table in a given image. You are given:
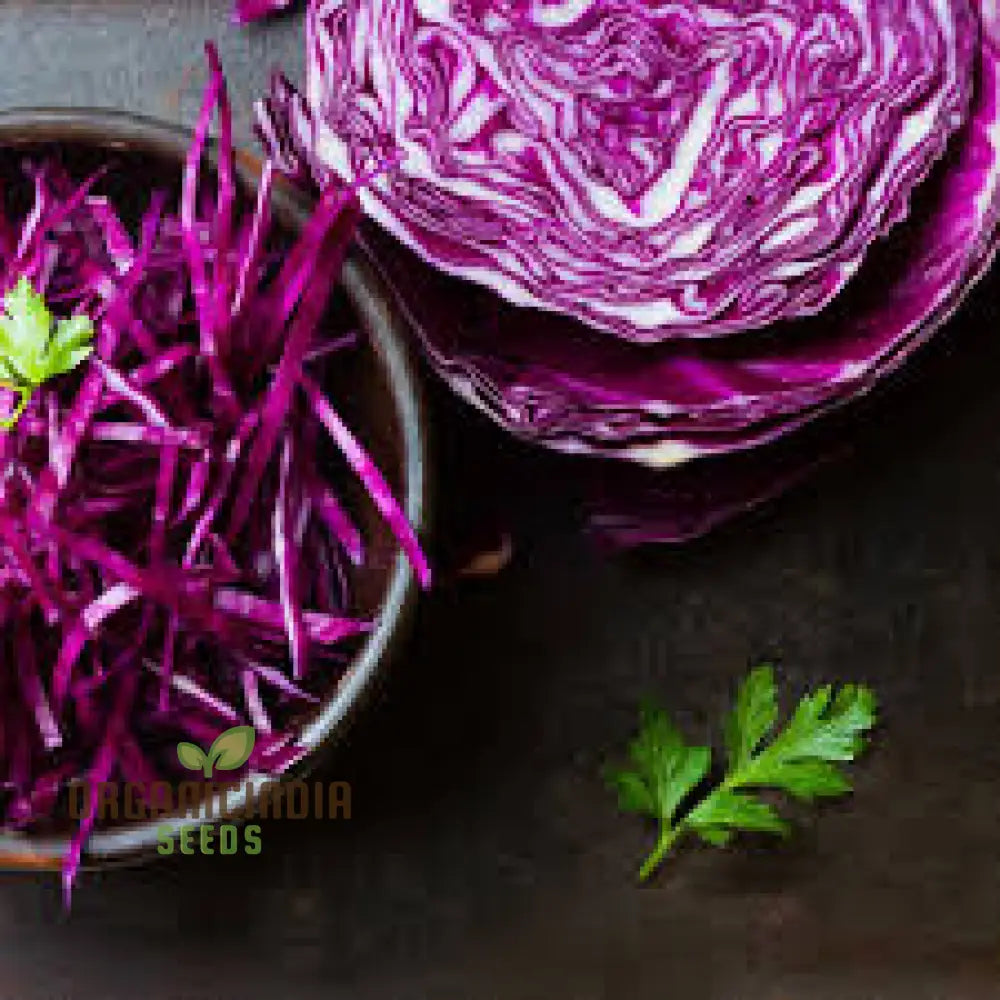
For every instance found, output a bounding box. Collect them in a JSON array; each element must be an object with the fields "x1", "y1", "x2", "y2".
[{"x1": 2, "y1": 4, "x2": 1000, "y2": 998}]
